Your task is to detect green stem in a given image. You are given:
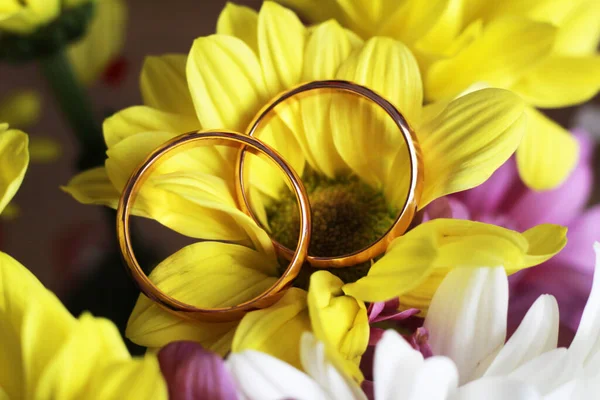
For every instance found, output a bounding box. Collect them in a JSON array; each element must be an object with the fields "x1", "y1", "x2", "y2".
[{"x1": 39, "y1": 49, "x2": 105, "y2": 170}]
